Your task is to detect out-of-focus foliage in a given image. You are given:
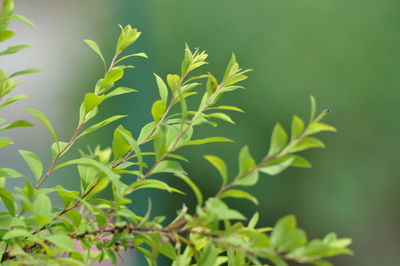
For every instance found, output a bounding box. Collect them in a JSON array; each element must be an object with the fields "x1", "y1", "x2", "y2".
[{"x1": 0, "y1": 1, "x2": 352, "y2": 265}]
